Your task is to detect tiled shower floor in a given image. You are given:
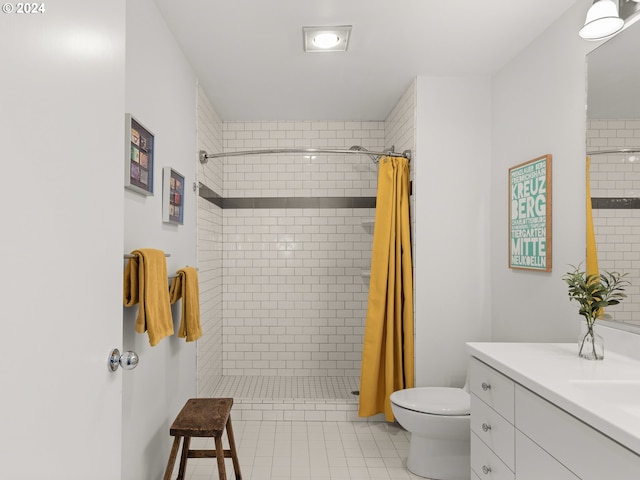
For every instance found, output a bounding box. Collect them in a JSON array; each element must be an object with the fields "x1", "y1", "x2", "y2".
[
  {"x1": 212, "y1": 375, "x2": 360, "y2": 400},
  {"x1": 211, "y1": 376, "x2": 383, "y2": 422}
]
